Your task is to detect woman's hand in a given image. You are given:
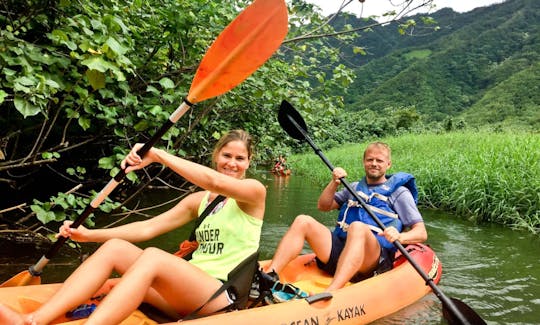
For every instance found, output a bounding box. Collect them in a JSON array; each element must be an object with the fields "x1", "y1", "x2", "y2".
[
  {"x1": 120, "y1": 144, "x2": 160, "y2": 174},
  {"x1": 56, "y1": 220, "x2": 91, "y2": 242}
]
